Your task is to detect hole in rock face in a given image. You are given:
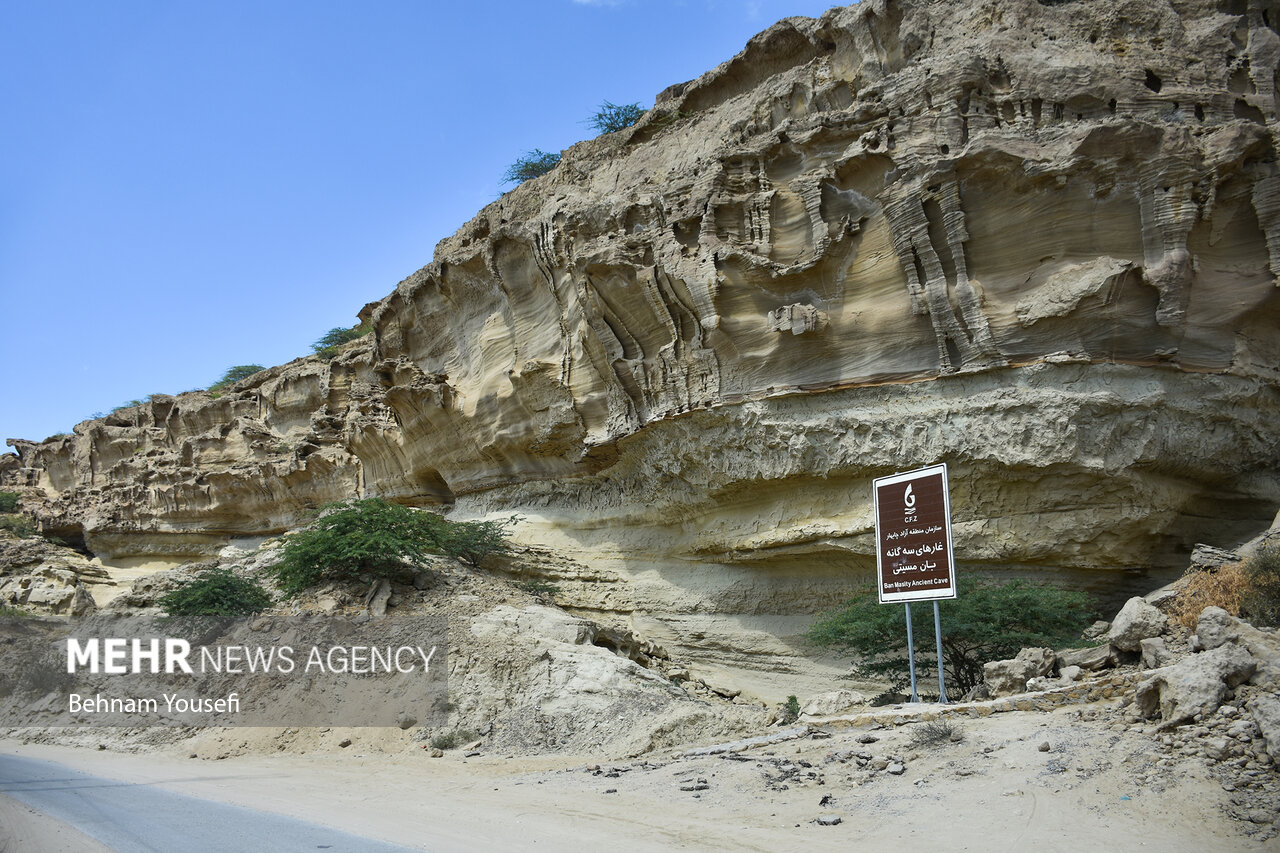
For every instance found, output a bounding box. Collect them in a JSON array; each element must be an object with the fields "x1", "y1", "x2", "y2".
[
  {"x1": 1194, "y1": 103, "x2": 1205, "y2": 121},
  {"x1": 1108, "y1": 98, "x2": 1117, "y2": 114},
  {"x1": 1234, "y1": 98, "x2": 1267, "y2": 124},
  {"x1": 939, "y1": 144, "x2": 950, "y2": 155},
  {"x1": 673, "y1": 217, "x2": 702, "y2": 248},
  {"x1": 1144, "y1": 69, "x2": 1163, "y2": 92}
]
